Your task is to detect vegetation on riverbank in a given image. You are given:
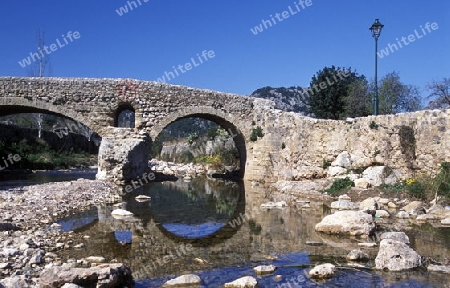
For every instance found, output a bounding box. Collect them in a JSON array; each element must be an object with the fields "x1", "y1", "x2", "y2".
[{"x1": 0, "y1": 139, "x2": 97, "y2": 170}]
